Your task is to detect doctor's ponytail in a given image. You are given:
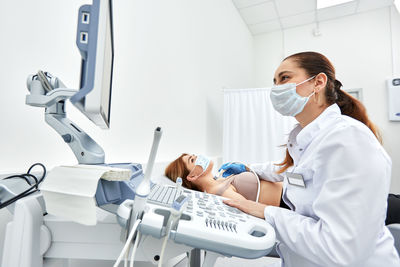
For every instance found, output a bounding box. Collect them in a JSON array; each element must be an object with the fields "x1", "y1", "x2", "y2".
[
  {"x1": 276, "y1": 51, "x2": 381, "y2": 174},
  {"x1": 334, "y1": 80, "x2": 381, "y2": 143}
]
